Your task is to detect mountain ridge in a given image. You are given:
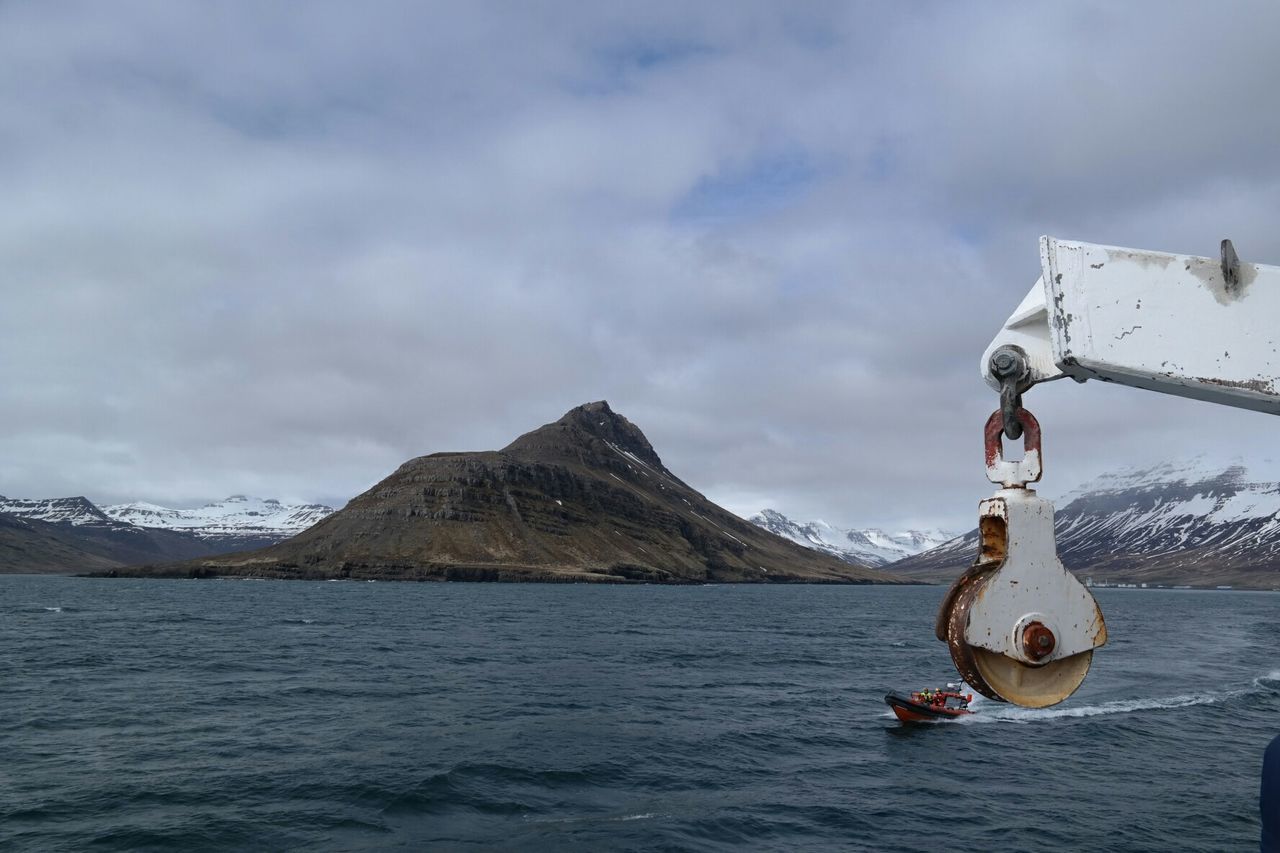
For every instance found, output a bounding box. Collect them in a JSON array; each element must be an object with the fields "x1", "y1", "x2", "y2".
[
  {"x1": 0, "y1": 494, "x2": 334, "y2": 573},
  {"x1": 103, "y1": 495, "x2": 334, "y2": 549},
  {"x1": 107, "y1": 402, "x2": 900, "y2": 584},
  {"x1": 886, "y1": 457, "x2": 1280, "y2": 588},
  {"x1": 748, "y1": 509, "x2": 955, "y2": 567}
]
